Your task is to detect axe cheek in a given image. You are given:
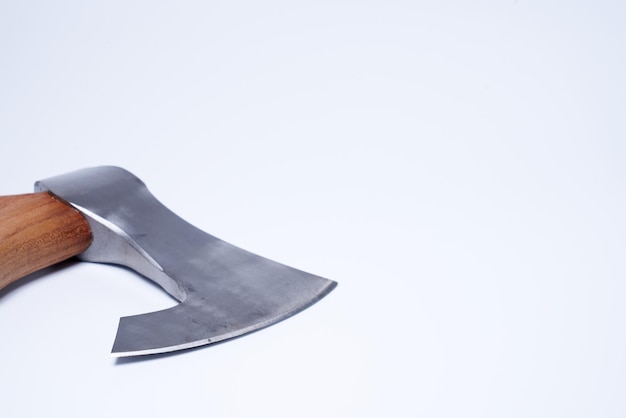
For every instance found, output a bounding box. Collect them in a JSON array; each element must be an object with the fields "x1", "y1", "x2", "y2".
[{"x1": 29, "y1": 166, "x2": 336, "y2": 357}]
